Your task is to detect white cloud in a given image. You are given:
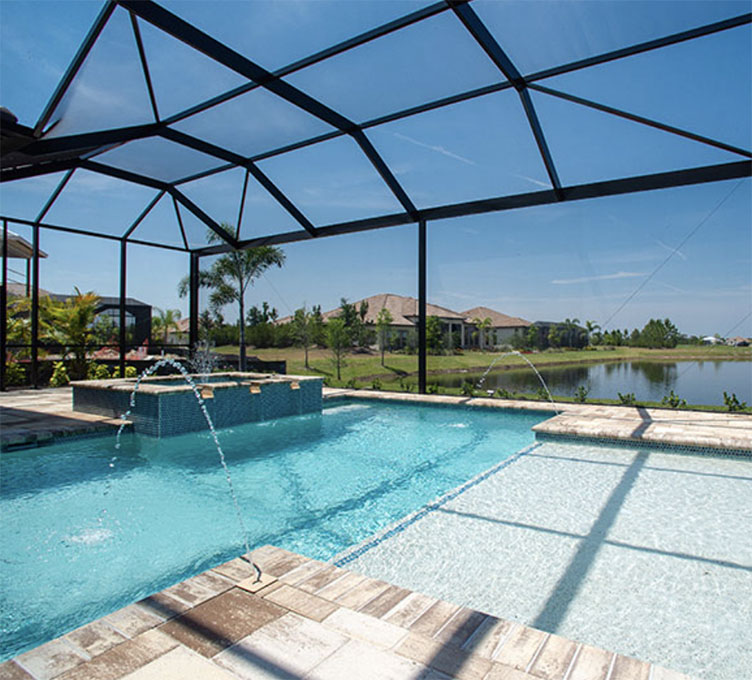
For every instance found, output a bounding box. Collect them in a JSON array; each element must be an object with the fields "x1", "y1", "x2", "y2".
[
  {"x1": 552, "y1": 271, "x2": 646, "y2": 285},
  {"x1": 393, "y1": 132, "x2": 476, "y2": 166},
  {"x1": 656, "y1": 239, "x2": 687, "y2": 261}
]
